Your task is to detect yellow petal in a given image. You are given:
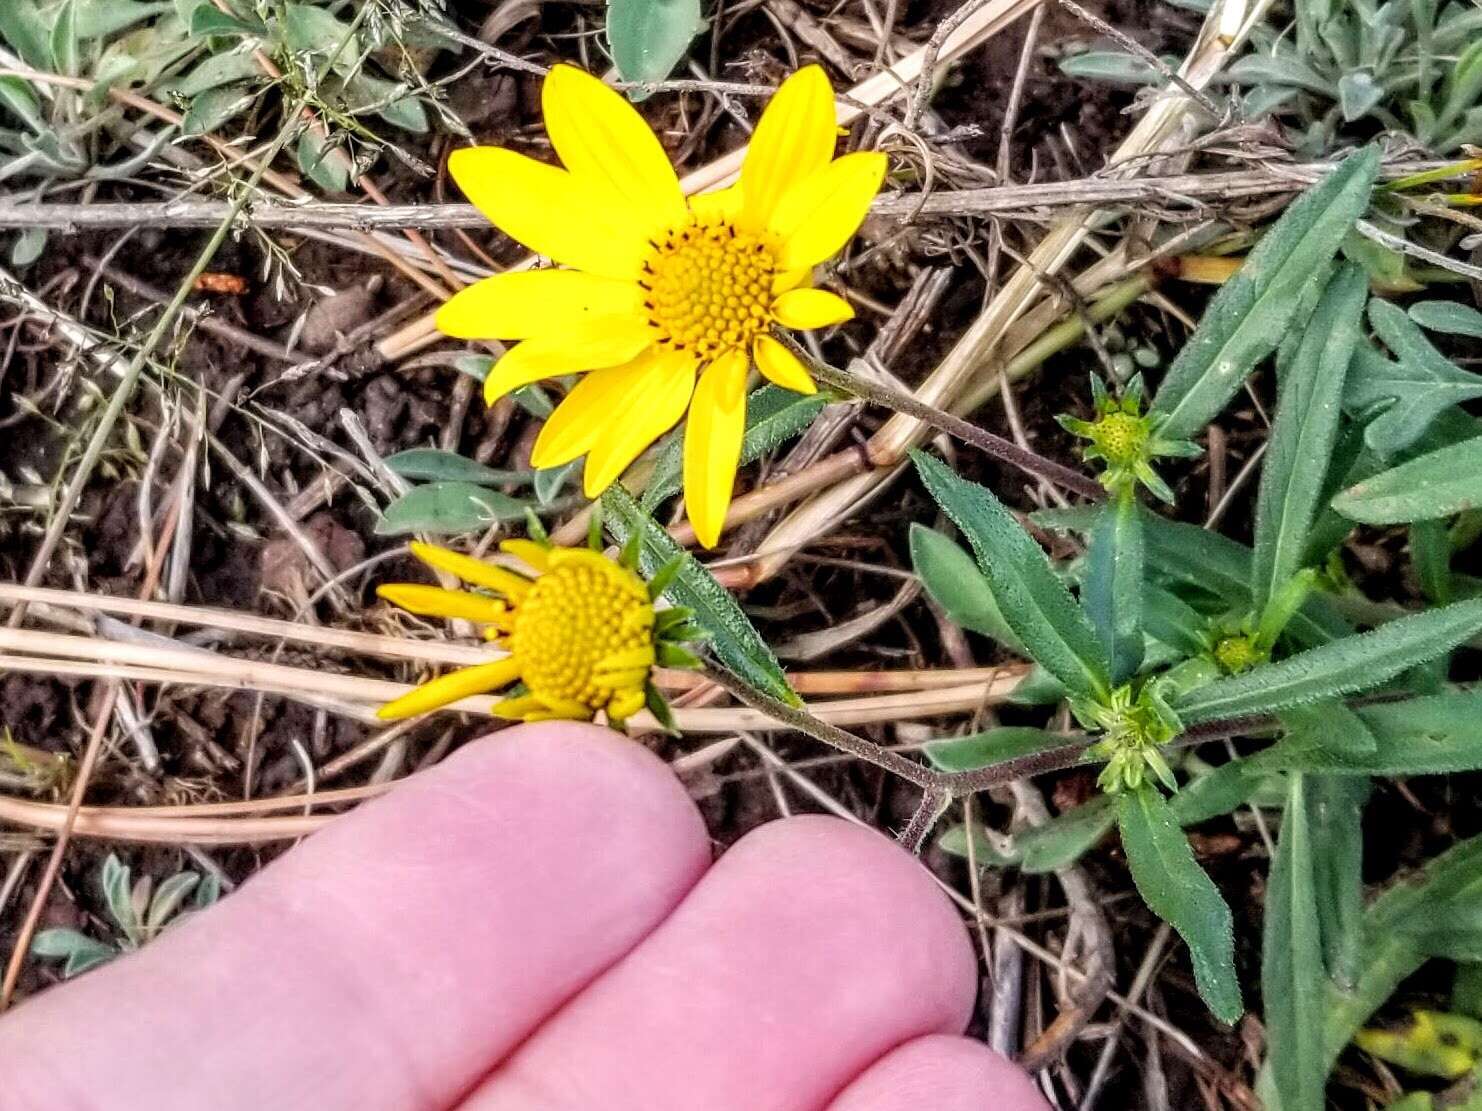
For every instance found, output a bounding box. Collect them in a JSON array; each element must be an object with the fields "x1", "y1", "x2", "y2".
[
  {"x1": 682, "y1": 348, "x2": 749, "y2": 547},
  {"x1": 482, "y1": 315, "x2": 654, "y2": 404},
  {"x1": 773, "y1": 267, "x2": 812, "y2": 294},
  {"x1": 542, "y1": 65, "x2": 686, "y2": 239},
  {"x1": 771, "y1": 151, "x2": 887, "y2": 271},
  {"x1": 436, "y1": 270, "x2": 644, "y2": 341},
  {"x1": 498, "y1": 539, "x2": 551, "y2": 573},
  {"x1": 448, "y1": 147, "x2": 647, "y2": 279},
  {"x1": 582, "y1": 347, "x2": 699, "y2": 495},
  {"x1": 689, "y1": 182, "x2": 743, "y2": 222},
  {"x1": 409, "y1": 541, "x2": 532, "y2": 600},
  {"x1": 771, "y1": 288, "x2": 853, "y2": 329},
  {"x1": 377, "y1": 658, "x2": 522, "y2": 720},
  {"x1": 377, "y1": 584, "x2": 511, "y2": 626},
  {"x1": 753, "y1": 334, "x2": 817, "y2": 394},
  {"x1": 529, "y1": 353, "x2": 654, "y2": 469},
  {"x1": 607, "y1": 687, "x2": 647, "y2": 721},
  {"x1": 740, "y1": 65, "x2": 837, "y2": 231}
]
